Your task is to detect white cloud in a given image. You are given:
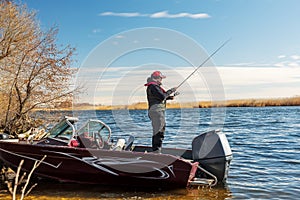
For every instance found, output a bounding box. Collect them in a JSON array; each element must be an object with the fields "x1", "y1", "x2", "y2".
[
  {"x1": 150, "y1": 11, "x2": 210, "y2": 19},
  {"x1": 99, "y1": 11, "x2": 210, "y2": 19},
  {"x1": 99, "y1": 12, "x2": 144, "y2": 17},
  {"x1": 227, "y1": 62, "x2": 256, "y2": 66},
  {"x1": 278, "y1": 55, "x2": 286, "y2": 59},
  {"x1": 217, "y1": 66, "x2": 300, "y2": 99},
  {"x1": 274, "y1": 62, "x2": 285, "y2": 67},
  {"x1": 288, "y1": 62, "x2": 300, "y2": 67},
  {"x1": 275, "y1": 54, "x2": 300, "y2": 68},
  {"x1": 75, "y1": 65, "x2": 300, "y2": 105},
  {"x1": 291, "y1": 55, "x2": 300, "y2": 60}
]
